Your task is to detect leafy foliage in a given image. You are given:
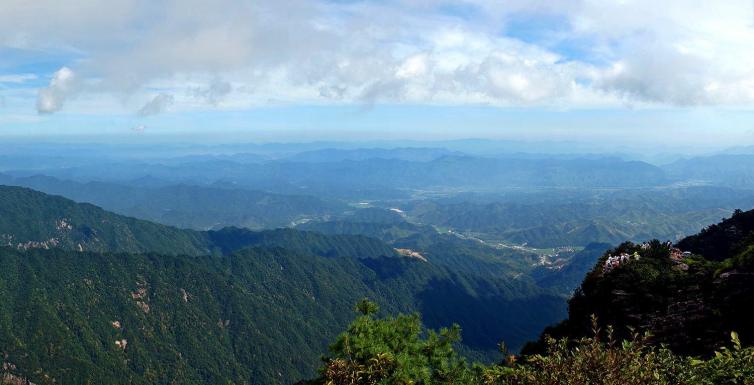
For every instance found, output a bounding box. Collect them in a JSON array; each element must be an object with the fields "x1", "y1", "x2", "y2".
[
  {"x1": 307, "y1": 300, "x2": 474, "y2": 385},
  {"x1": 484, "y1": 327, "x2": 754, "y2": 385},
  {"x1": 308, "y1": 307, "x2": 754, "y2": 385}
]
